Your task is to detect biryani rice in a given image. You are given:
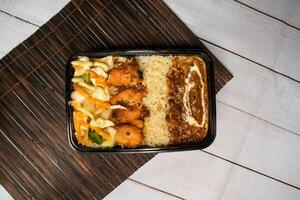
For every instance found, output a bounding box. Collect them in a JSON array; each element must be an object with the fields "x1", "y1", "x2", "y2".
[{"x1": 136, "y1": 56, "x2": 172, "y2": 147}]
